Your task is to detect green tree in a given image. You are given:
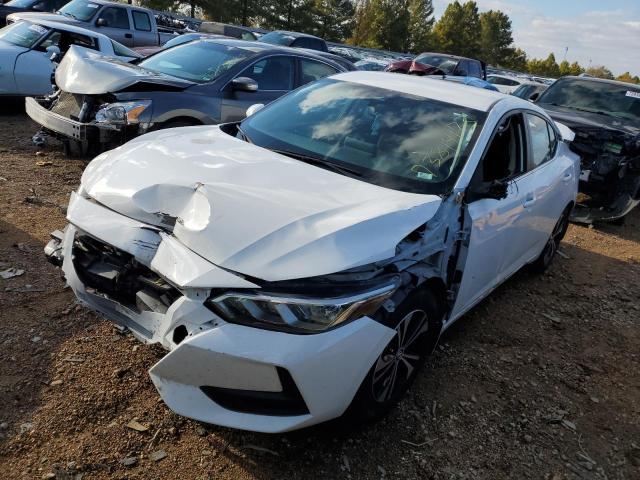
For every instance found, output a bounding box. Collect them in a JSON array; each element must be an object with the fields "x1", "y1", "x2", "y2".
[
  {"x1": 569, "y1": 61, "x2": 584, "y2": 76},
  {"x1": 527, "y1": 53, "x2": 560, "y2": 77},
  {"x1": 585, "y1": 65, "x2": 614, "y2": 79},
  {"x1": 433, "y1": 1, "x2": 481, "y2": 58},
  {"x1": 310, "y1": 0, "x2": 355, "y2": 41},
  {"x1": 616, "y1": 72, "x2": 640, "y2": 84},
  {"x1": 349, "y1": 0, "x2": 377, "y2": 46},
  {"x1": 407, "y1": 0, "x2": 435, "y2": 53},
  {"x1": 502, "y1": 47, "x2": 527, "y2": 71},
  {"x1": 479, "y1": 10, "x2": 513, "y2": 65},
  {"x1": 558, "y1": 59, "x2": 571, "y2": 76}
]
